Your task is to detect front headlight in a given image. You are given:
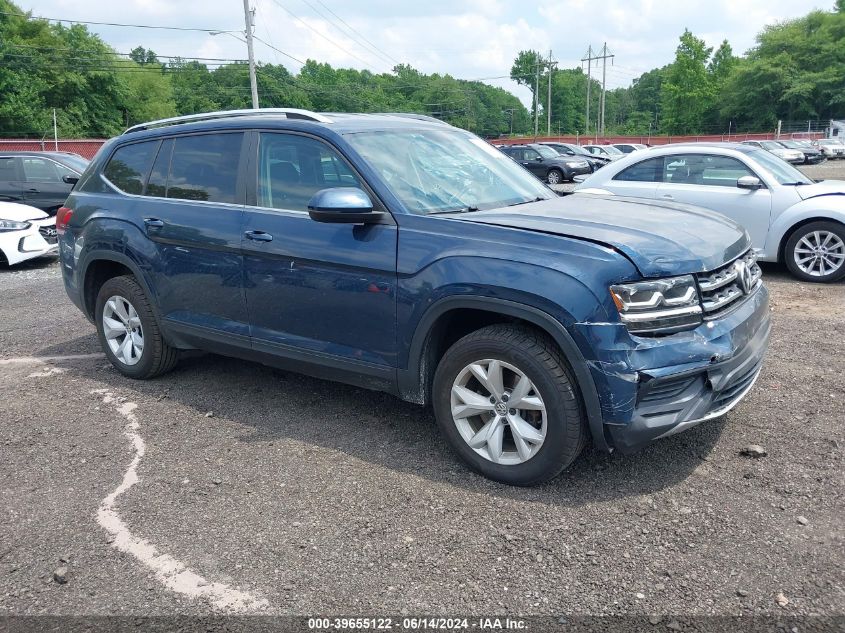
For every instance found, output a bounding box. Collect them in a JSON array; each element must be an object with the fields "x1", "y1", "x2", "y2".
[
  {"x1": 610, "y1": 275, "x2": 702, "y2": 334},
  {"x1": 0, "y1": 219, "x2": 30, "y2": 232}
]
